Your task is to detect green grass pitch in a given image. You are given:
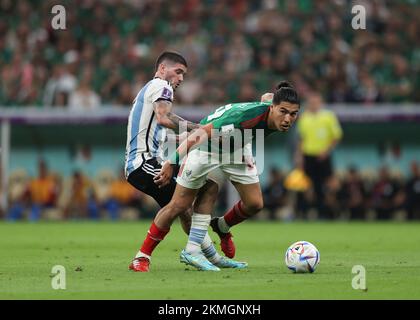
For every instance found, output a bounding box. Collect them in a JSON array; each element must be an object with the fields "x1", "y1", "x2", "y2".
[{"x1": 1, "y1": 221, "x2": 419, "y2": 299}]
